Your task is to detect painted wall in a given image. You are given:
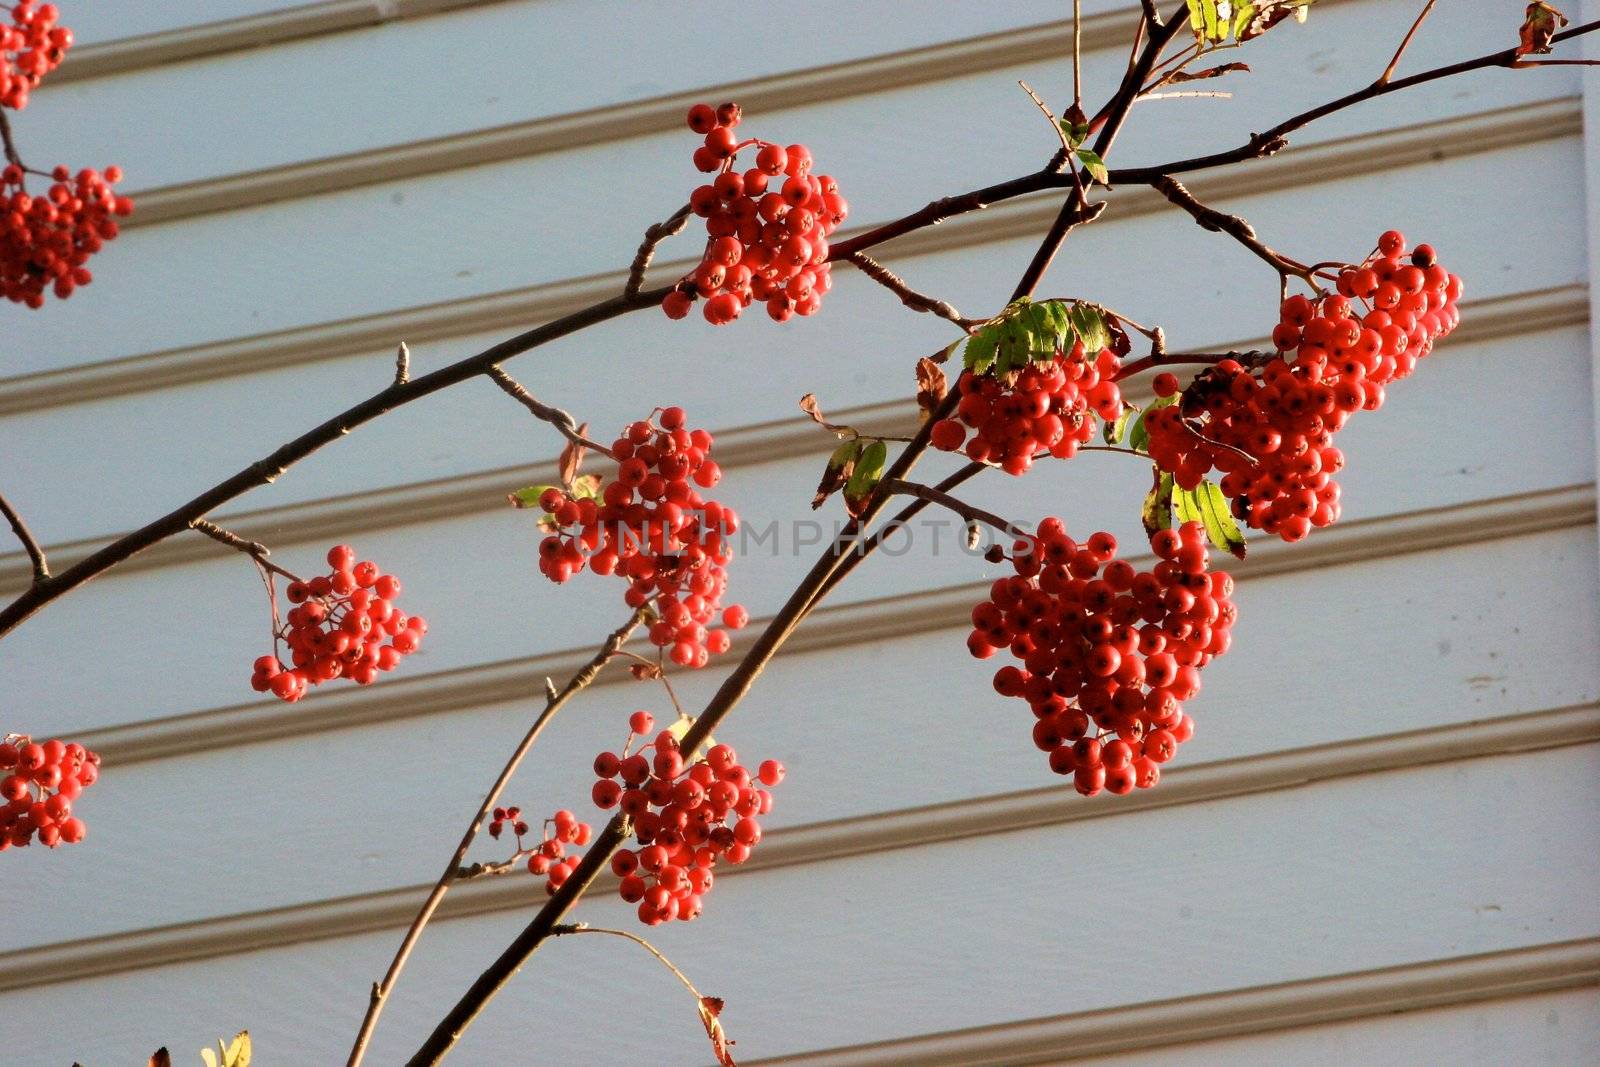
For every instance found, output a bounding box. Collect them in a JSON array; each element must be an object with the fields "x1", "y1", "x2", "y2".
[{"x1": 0, "y1": 2, "x2": 1595, "y2": 1063}]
